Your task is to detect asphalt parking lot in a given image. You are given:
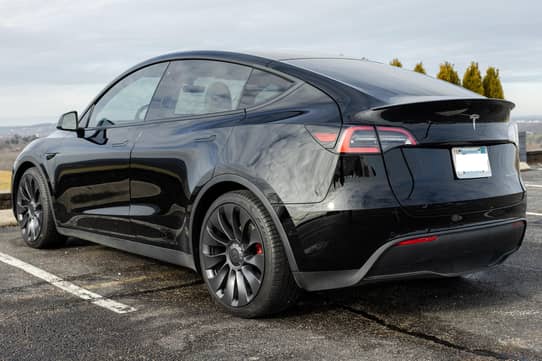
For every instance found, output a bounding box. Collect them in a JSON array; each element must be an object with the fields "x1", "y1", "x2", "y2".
[{"x1": 1, "y1": 171, "x2": 542, "y2": 361}]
